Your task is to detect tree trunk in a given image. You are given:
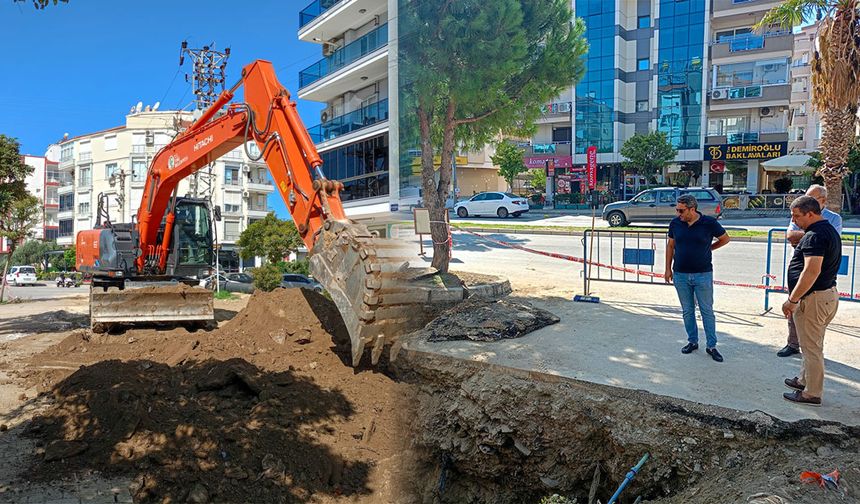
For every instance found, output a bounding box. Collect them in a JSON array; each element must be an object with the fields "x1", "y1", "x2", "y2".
[
  {"x1": 818, "y1": 107, "x2": 856, "y2": 212},
  {"x1": 418, "y1": 99, "x2": 457, "y2": 273},
  {"x1": 0, "y1": 252, "x2": 10, "y2": 303}
]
